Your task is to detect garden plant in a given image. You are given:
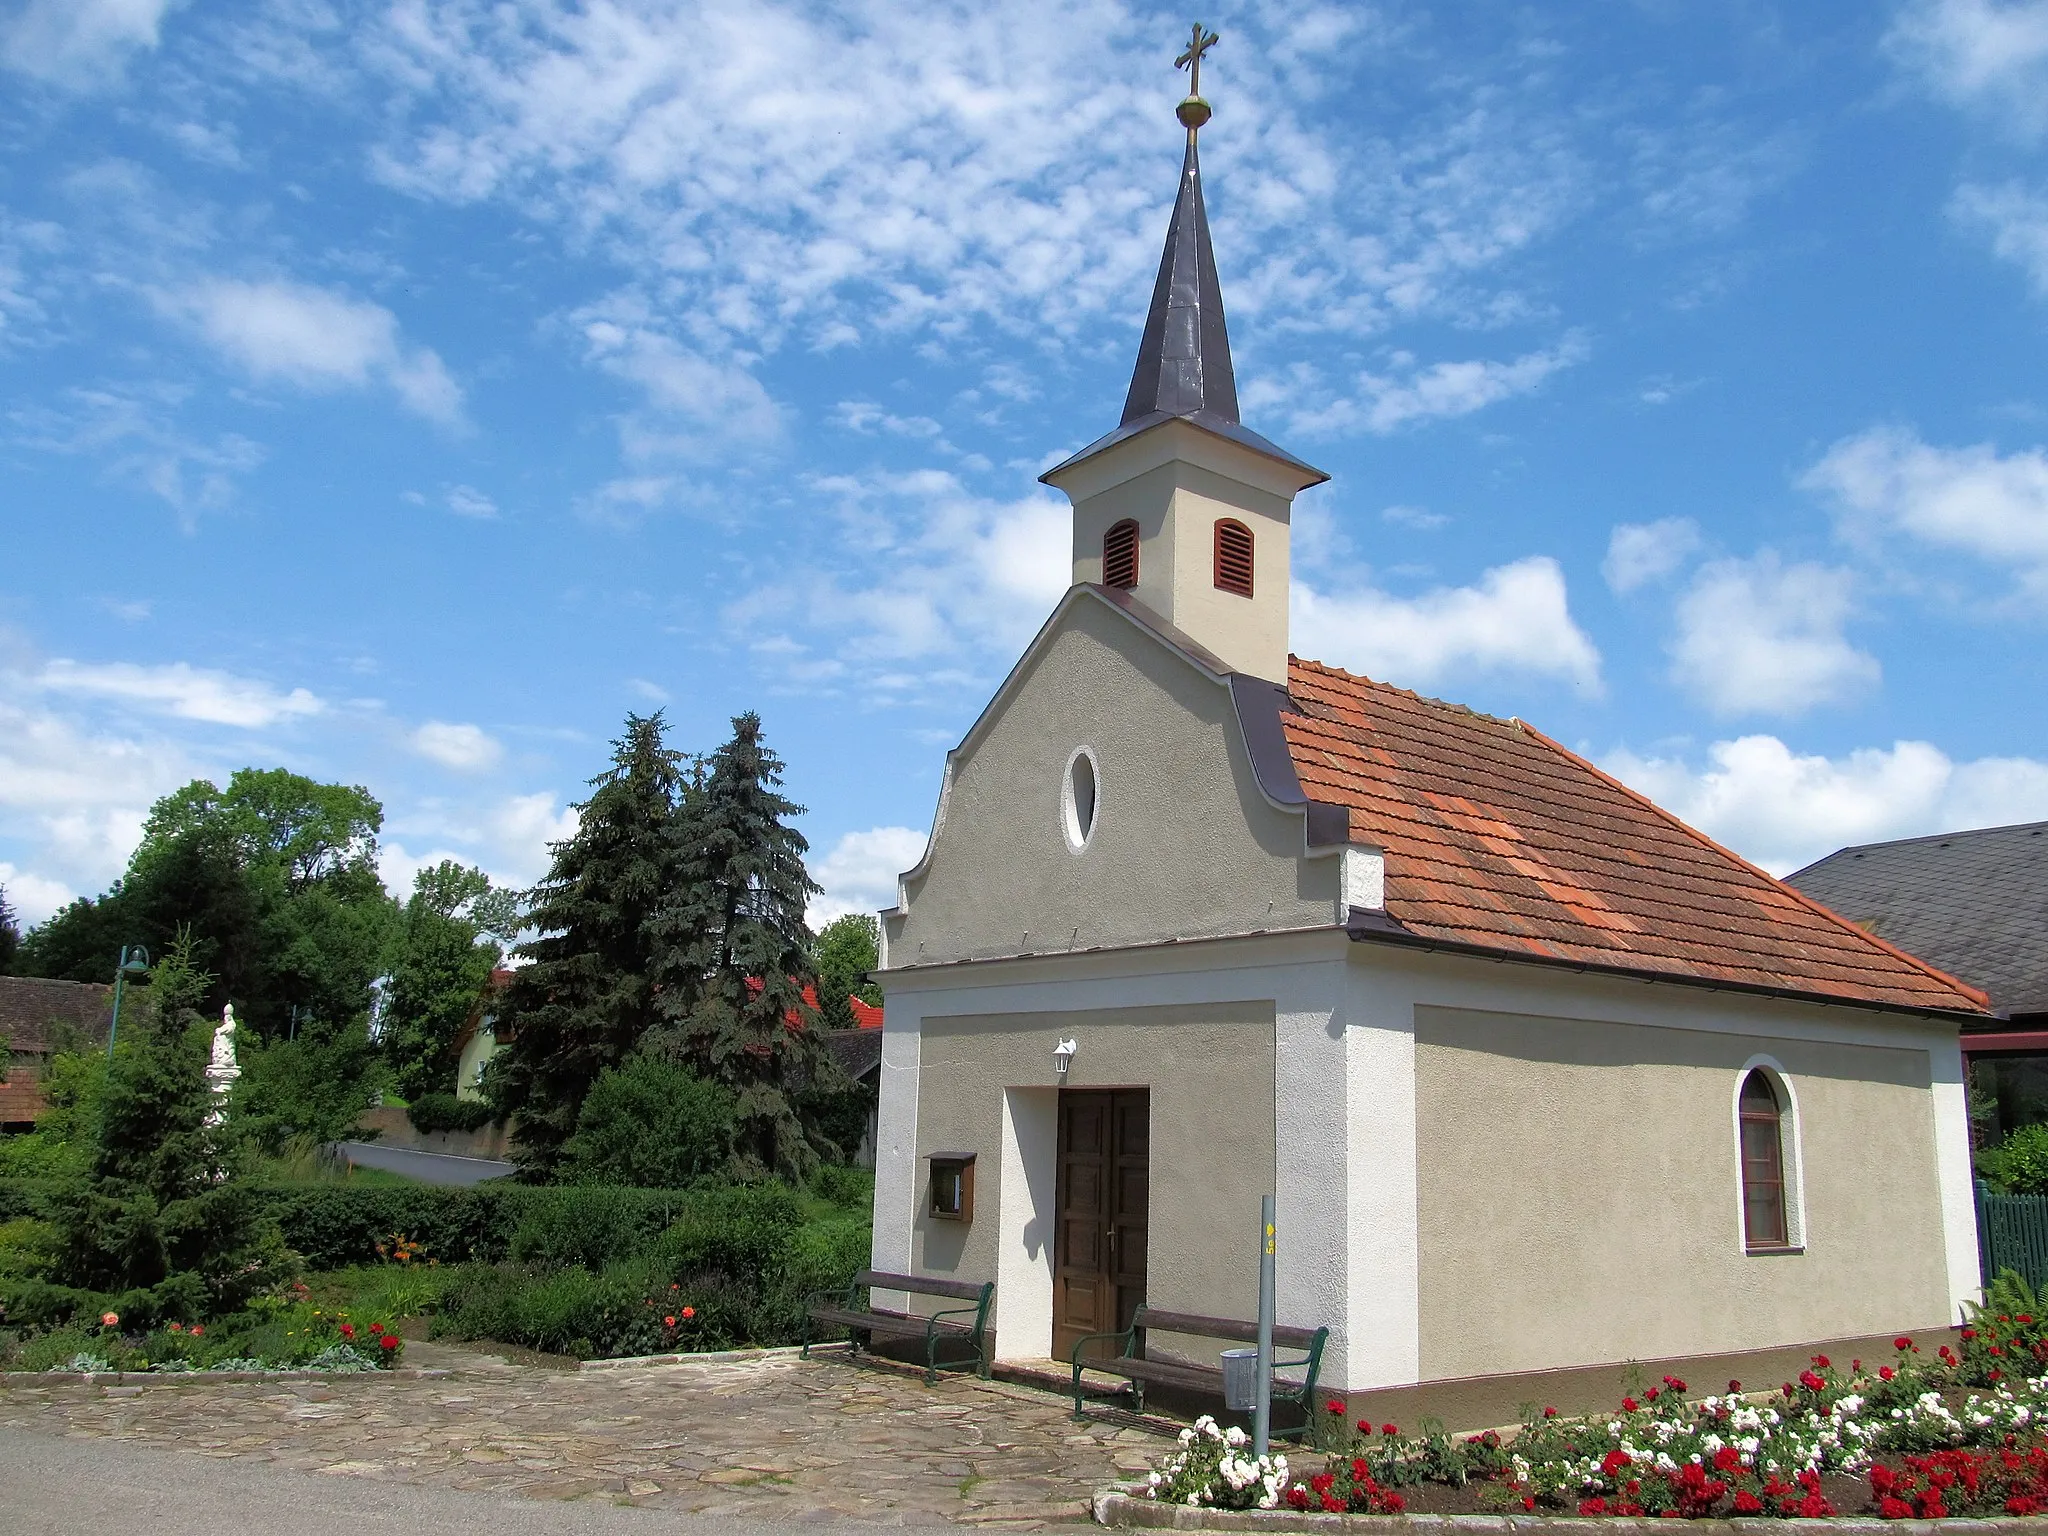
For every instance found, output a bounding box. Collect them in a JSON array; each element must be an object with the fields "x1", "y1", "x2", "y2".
[{"x1": 1145, "y1": 1281, "x2": 2048, "y2": 1520}]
